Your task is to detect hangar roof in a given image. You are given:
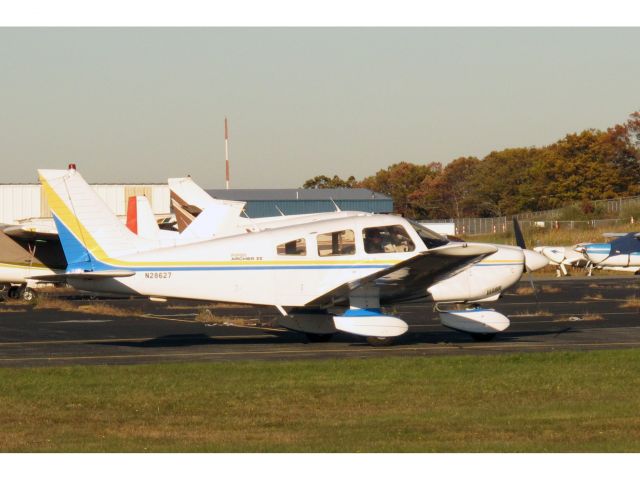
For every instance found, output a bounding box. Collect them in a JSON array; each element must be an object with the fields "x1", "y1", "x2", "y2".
[{"x1": 206, "y1": 188, "x2": 391, "y2": 202}]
